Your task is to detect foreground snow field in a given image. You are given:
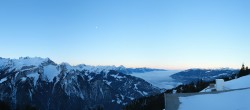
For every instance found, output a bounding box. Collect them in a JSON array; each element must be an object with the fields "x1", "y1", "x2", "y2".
[
  {"x1": 179, "y1": 75, "x2": 250, "y2": 110},
  {"x1": 179, "y1": 88, "x2": 250, "y2": 110}
]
